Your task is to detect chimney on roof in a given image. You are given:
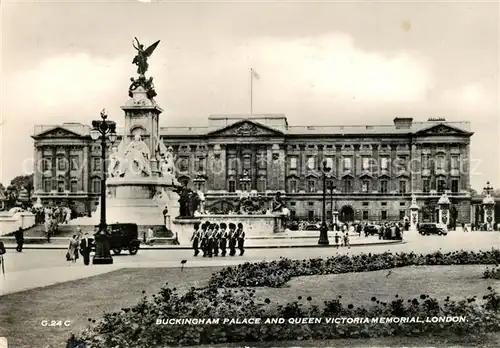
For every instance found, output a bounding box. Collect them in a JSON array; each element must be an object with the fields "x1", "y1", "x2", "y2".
[
  {"x1": 393, "y1": 117, "x2": 413, "y2": 129},
  {"x1": 428, "y1": 117, "x2": 446, "y2": 122}
]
